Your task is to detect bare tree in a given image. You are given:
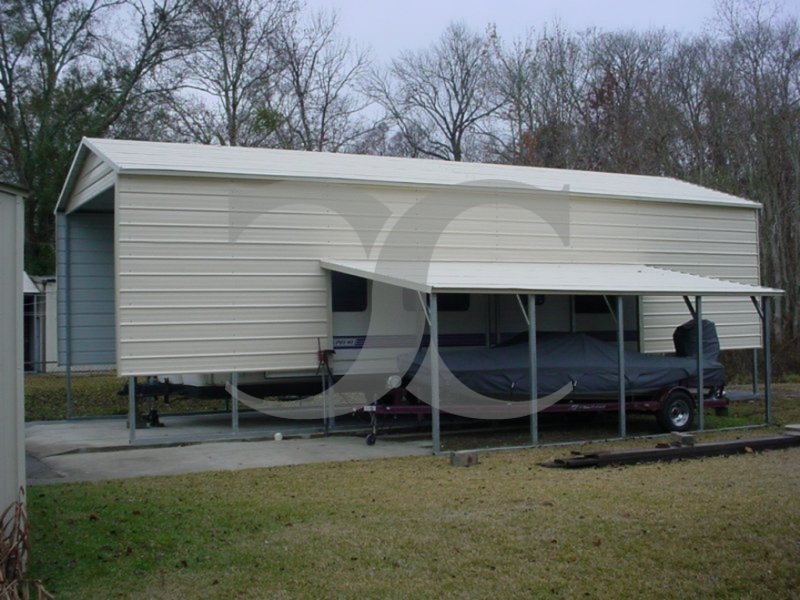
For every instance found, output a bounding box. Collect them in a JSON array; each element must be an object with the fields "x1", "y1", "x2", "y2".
[
  {"x1": 660, "y1": 36, "x2": 716, "y2": 180},
  {"x1": 710, "y1": 0, "x2": 800, "y2": 347},
  {"x1": 493, "y1": 23, "x2": 589, "y2": 167},
  {"x1": 268, "y1": 9, "x2": 370, "y2": 152},
  {"x1": 0, "y1": 0, "x2": 195, "y2": 273},
  {"x1": 579, "y1": 29, "x2": 677, "y2": 173},
  {"x1": 368, "y1": 22, "x2": 505, "y2": 161},
  {"x1": 171, "y1": 0, "x2": 297, "y2": 146}
]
